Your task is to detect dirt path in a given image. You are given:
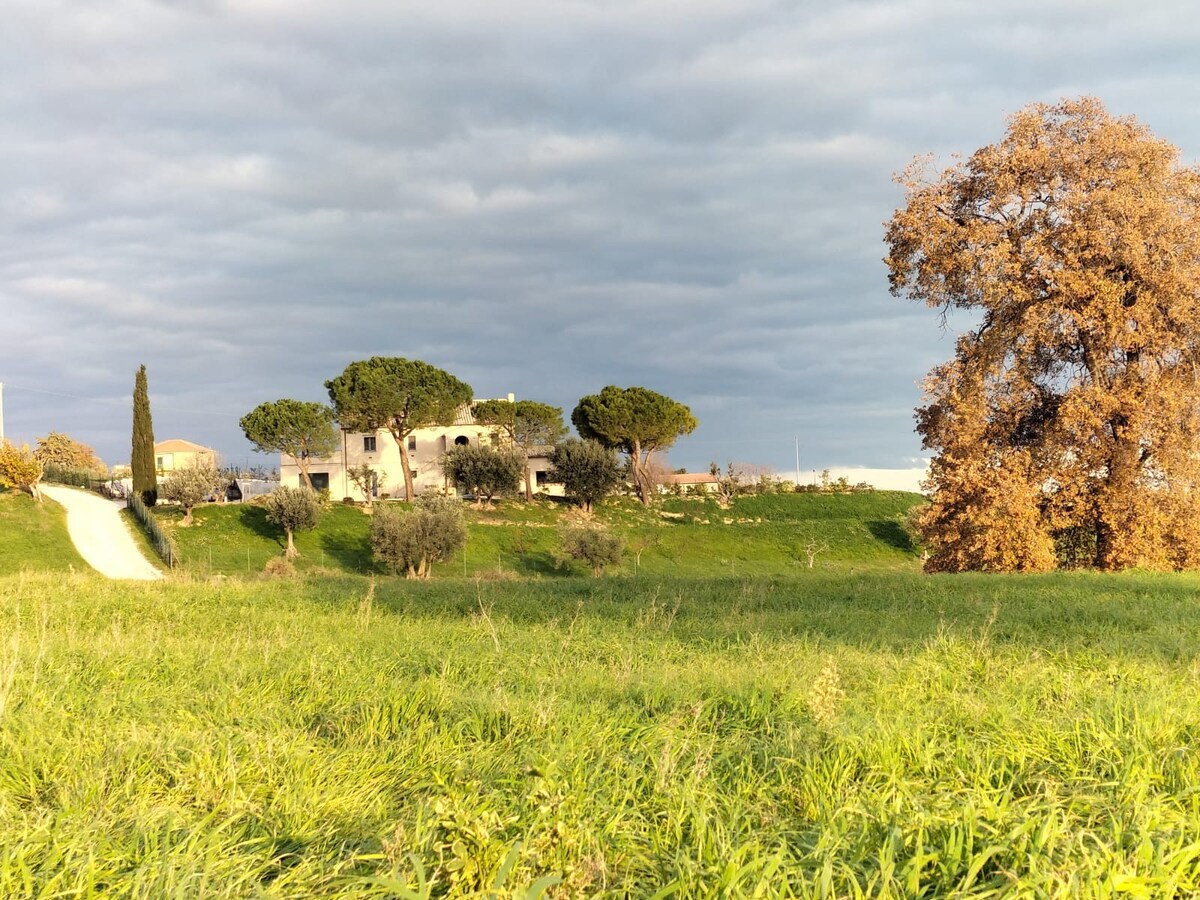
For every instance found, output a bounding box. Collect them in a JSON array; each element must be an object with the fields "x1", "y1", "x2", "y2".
[{"x1": 40, "y1": 485, "x2": 164, "y2": 580}]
